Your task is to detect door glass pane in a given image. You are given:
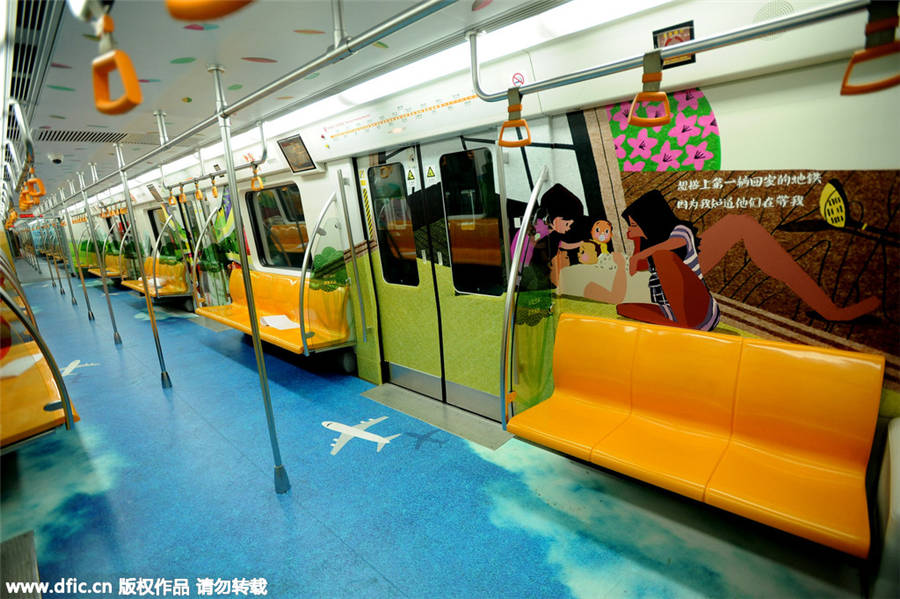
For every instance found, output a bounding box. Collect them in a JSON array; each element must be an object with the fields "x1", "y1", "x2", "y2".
[
  {"x1": 245, "y1": 183, "x2": 307, "y2": 269},
  {"x1": 439, "y1": 148, "x2": 504, "y2": 295},
  {"x1": 369, "y1": 163, "x2": 419, "y2": 286}
]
